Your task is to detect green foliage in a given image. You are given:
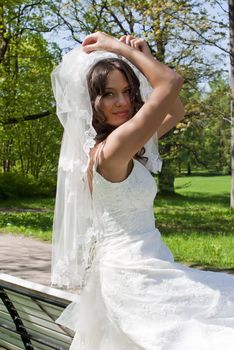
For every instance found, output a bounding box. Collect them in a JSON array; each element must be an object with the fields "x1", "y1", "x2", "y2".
[
  {"x1": 0, "y1": 1, "x2": 62, "y2": 181},
  {"x1": 0, "y1": 211, "x2": 52, "y2": 241},
  {"x1": 173, "y1": 76, "x2": 231, "y2": 175},
  {"x1": 0, "y1": 173, "x2": 56, "y2": 199},
  {"x1": 1, "y1": 115, "x2": 62, "y2": 178}
]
